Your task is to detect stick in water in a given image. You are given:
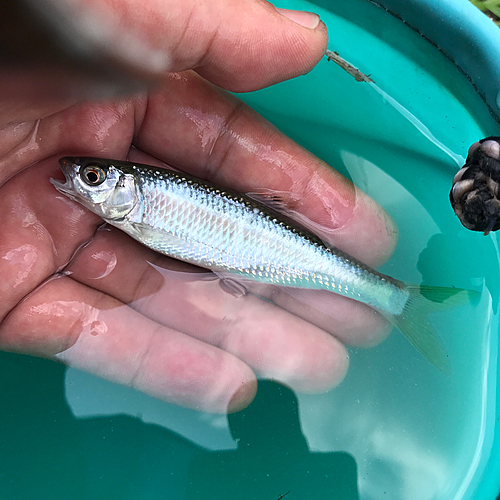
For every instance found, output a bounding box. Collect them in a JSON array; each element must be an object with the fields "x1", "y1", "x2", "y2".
[{"x1": 325, "y1": 49, "x2": 374, "y2": 83}]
